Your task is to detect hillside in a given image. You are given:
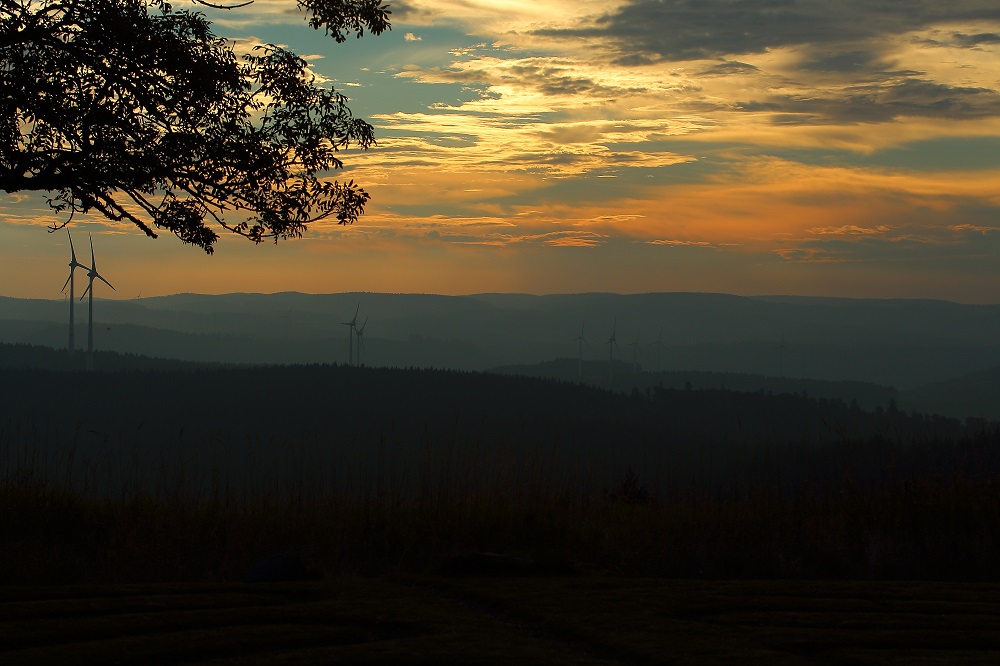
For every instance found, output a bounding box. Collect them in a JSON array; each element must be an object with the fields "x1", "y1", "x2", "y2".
[
  {"x1": 490, "y1": 358, "x2": 899, "y2": 411},
  {"x1": 3, "y1": 292, "x2": 1000, "y2": 387},
  {"x1": 4, "y1": 342, "x2": 1000, "y2": 584},
  {"x1": 902, "y1": 365, "x2": 1000, "y2": 421},
  {"x1": 1, "y1": 344, "x2": 984, "y2": 499}
]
